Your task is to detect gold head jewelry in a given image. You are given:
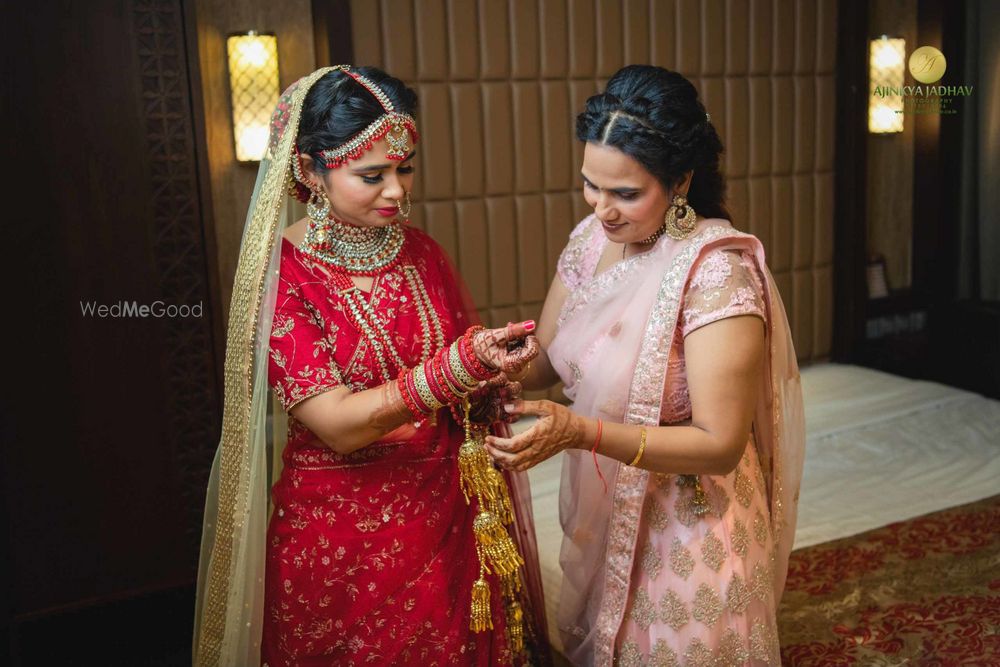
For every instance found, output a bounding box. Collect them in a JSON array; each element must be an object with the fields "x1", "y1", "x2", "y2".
[
  {"x1": 664, "y1": 193, "x2": 697, "y2": 240},
  {"x1": 318, "y1": 68, "x2": 419, "y2": 168}
]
